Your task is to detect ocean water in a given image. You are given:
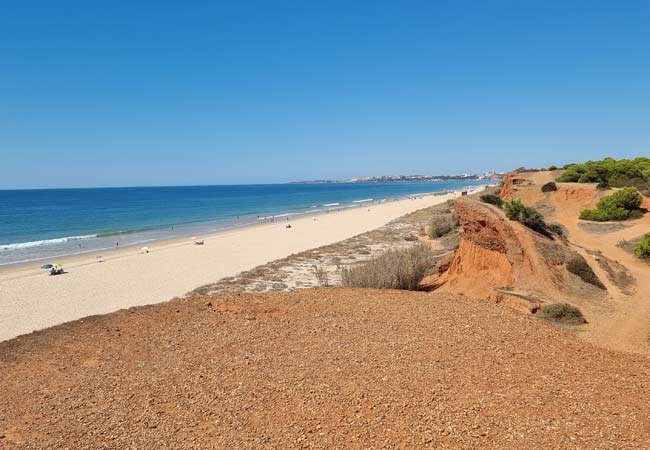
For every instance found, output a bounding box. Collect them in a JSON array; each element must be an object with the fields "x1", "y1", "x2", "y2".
[{"x1": 0, "y1": 181, "x2": 488, "y2": 266}]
